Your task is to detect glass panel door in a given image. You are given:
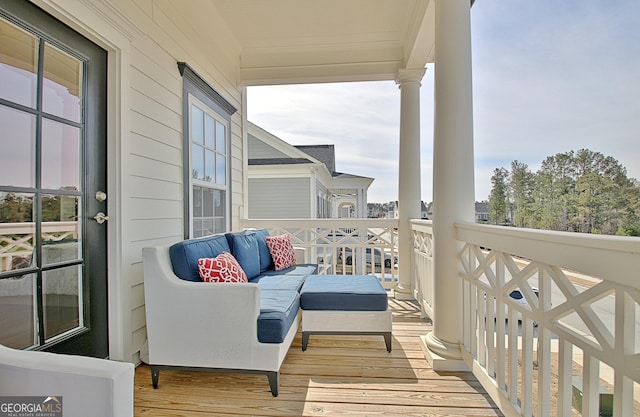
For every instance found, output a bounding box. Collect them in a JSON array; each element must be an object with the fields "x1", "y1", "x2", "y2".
[{"x1": 0, "y1": 3, "x2": 107, "y2": 357}]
